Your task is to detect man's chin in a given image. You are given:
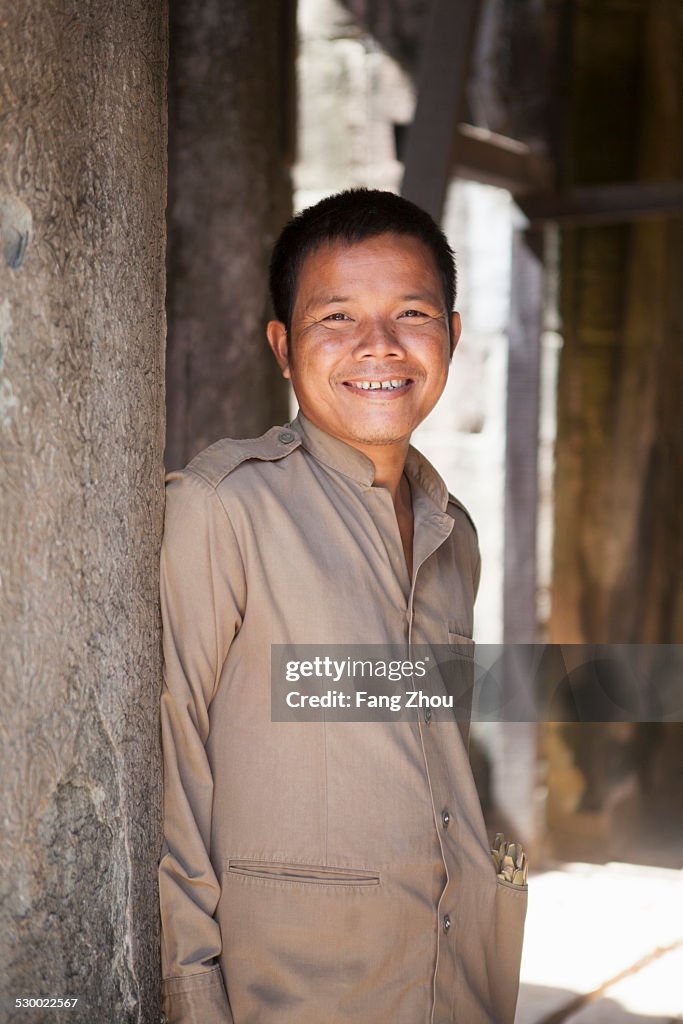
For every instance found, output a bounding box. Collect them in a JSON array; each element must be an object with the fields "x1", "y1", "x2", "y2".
[{"x1": 343, "y1": 425, "x2": 414, "y2": 447}]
